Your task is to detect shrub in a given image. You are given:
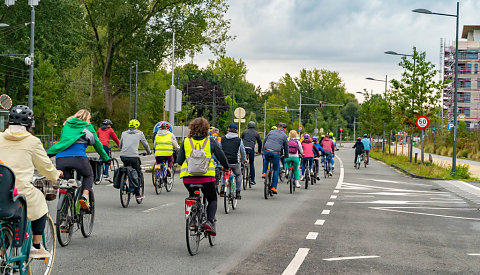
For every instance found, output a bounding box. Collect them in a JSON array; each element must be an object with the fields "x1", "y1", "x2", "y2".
[
  {"x1": 458, "y1": 150, "x2": 469, "y2": 158},
  {"x1": 447, "y1": 147, "x2": 453, "y2": 157},
  {"x1": 424, "y1": 144, "x2": 434, "y2": 153},
  {"x1": 452, "y1": 164, "x2": 471, "y2": 179}
]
